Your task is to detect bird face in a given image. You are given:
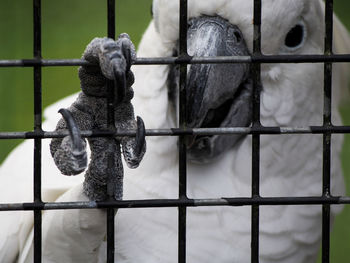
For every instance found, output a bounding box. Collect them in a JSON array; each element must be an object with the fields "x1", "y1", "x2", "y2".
[
  {"x1": 153, "y1": 0, "x2": 326, "y2": 163},
  {"x1": 185, "y1": 16, "x2": 252, "y2": 163},
  {"x1": 168, "y1": 15, "x2": 253, "y2": 163}
]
